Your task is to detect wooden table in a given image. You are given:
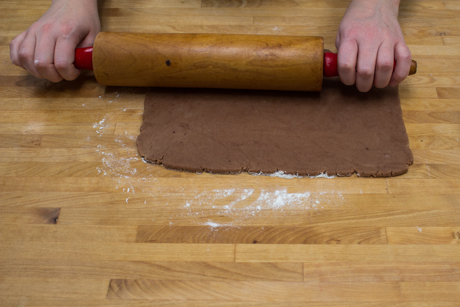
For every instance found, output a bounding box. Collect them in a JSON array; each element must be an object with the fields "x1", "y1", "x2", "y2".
[{"x1": 1, "y1": 0, "x2": 460, "y2": 305}]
